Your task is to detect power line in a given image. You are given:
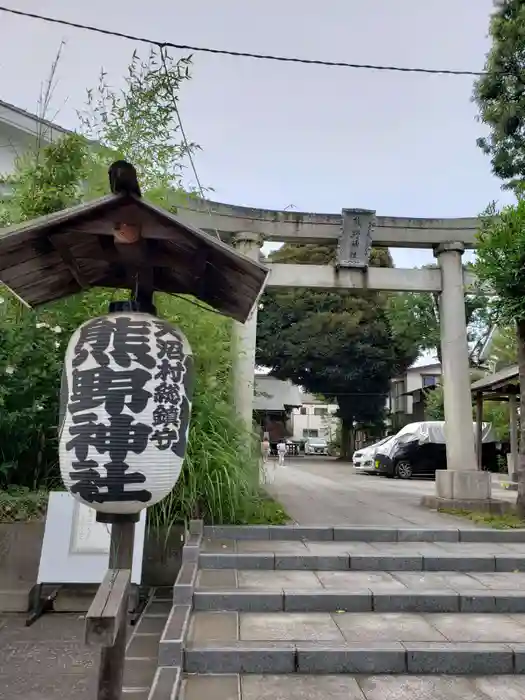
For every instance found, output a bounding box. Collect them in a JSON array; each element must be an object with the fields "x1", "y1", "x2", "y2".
[
  {"x1": 0, "y1": 4, "x2": 493, "y2": 77},
  {"x1": 159, "y1": 46, "x2": 221, "y2": 241}
]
